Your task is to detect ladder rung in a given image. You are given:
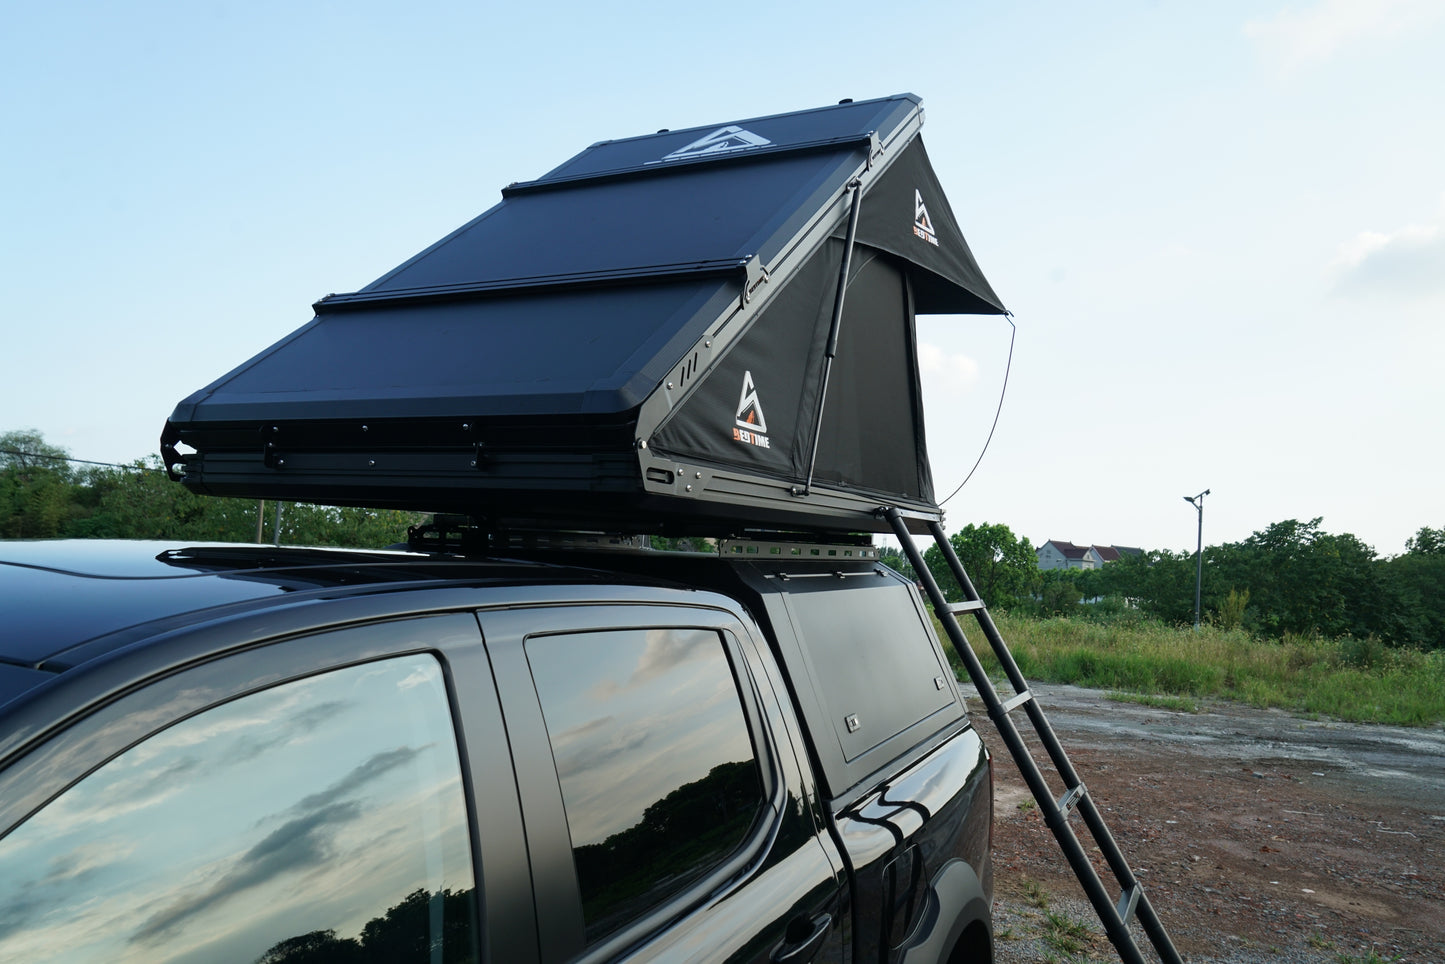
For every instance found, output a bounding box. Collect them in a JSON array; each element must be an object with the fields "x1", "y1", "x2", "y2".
[
  {"x1": 1116, "y1": 883, "x2": 1142, "y2": 926},
  {"x1": 944, "y1": 599, "x2": 987, "y2": 614},
  {"x1": 999, "y1": 689, "x2": 1033, "y2": 715},
  {"x1": 1056, "y1": 782, "x2": 1087, "y2": 818}
]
